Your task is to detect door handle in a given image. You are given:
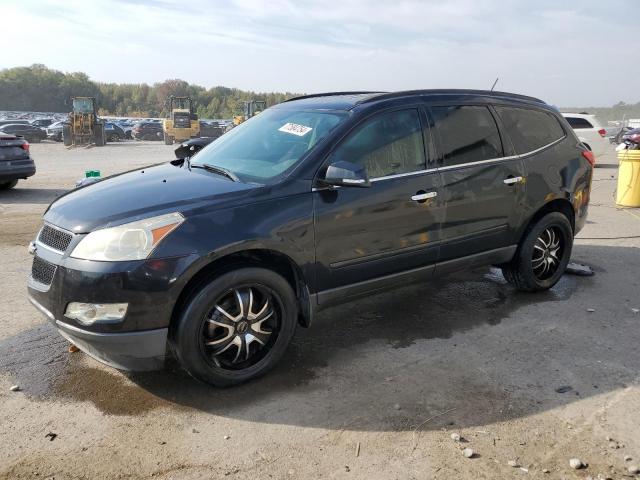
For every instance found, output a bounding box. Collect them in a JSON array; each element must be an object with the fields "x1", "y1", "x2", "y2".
[
  {"x1": 411, "y1": 191, "x2": 438, "y2": 202},
  {"x1": 503, "y1": 176, "x2": 524, "y2": 185}
]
